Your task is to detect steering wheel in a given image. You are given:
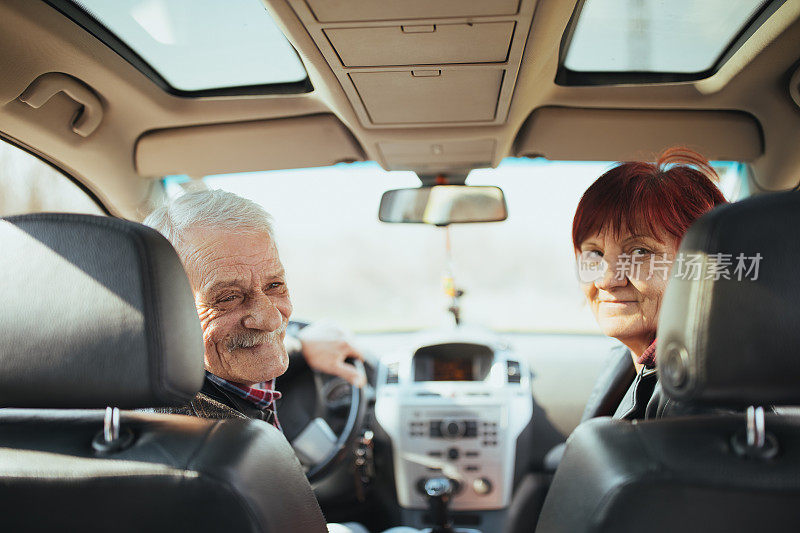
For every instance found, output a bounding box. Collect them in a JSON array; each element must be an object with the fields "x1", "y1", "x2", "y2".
[{"x1": 275, "y1": 334, "x2": 368, "y2": 484}]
